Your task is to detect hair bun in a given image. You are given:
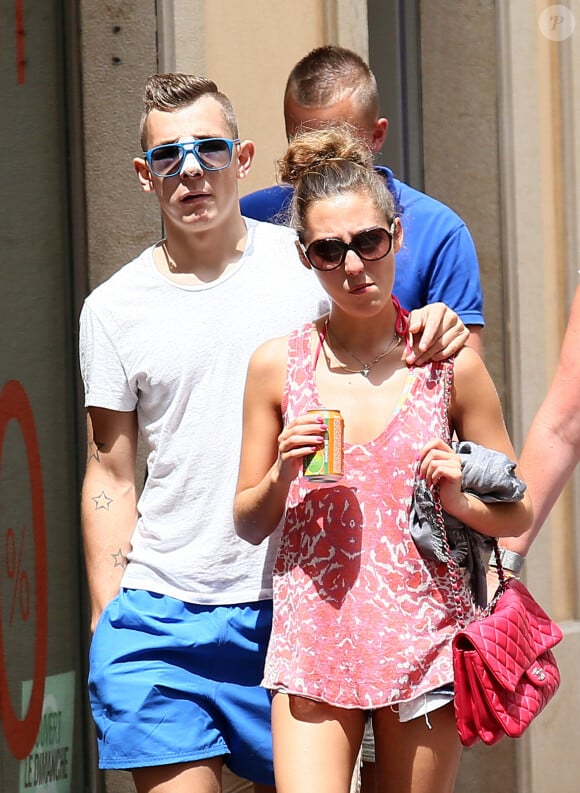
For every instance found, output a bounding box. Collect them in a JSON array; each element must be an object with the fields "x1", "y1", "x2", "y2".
[{"x1": 278, "y1": 122, "x2": 373, "y2": 186}]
